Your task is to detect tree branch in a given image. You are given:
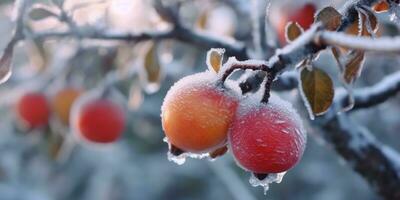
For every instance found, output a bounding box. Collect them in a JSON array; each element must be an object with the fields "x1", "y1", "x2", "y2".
[
  {"x1": 317, "y1": 113, "x2": 400, "y2": 199},
  {"x1": 318, "y1": 31, "x2": 400, "y2": 52},
  {"x1": 337, "y1": 71, "x2": 400, "y2": 111},
  {"x1": 312, "y1": 71, "x2": 400, "y2": 200},
  {"x1": 30, "y1": 25, "x2": 247, "y2": 59}
]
